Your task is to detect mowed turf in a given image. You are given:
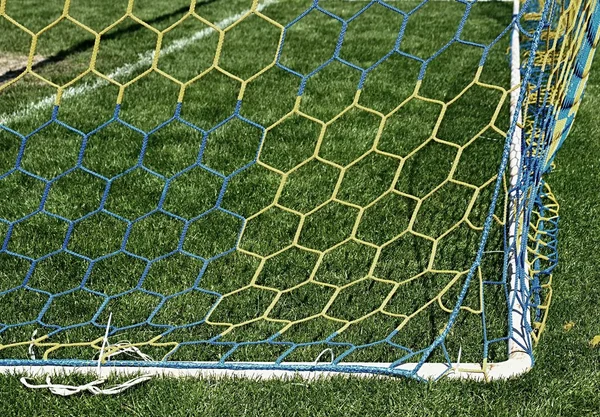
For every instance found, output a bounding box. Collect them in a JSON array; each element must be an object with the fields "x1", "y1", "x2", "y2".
[
  {"x1": 1, "y1": 0, "x2": 598, "y2": 414},
  {"x1": 0, "y1": 0, "x2": 514, "y2": 365}
]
